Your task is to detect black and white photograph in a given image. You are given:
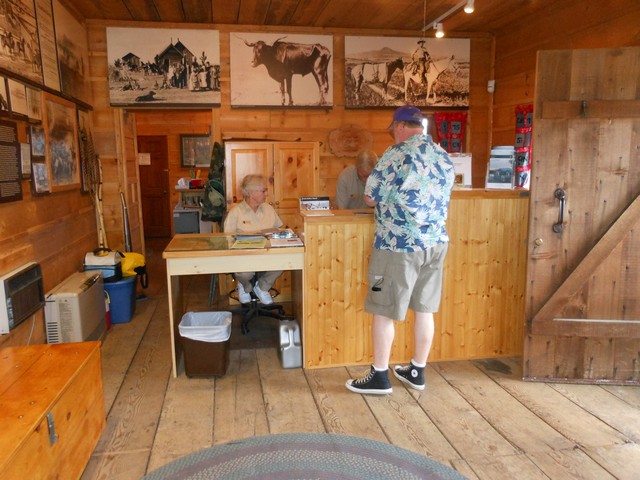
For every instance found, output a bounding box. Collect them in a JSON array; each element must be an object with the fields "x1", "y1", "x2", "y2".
[
  {"x1": 345, "y1": 36, "x2": 469, "y2": 108},
  {"x1": 52, "y1": 0, "x2": 90, "y2": 104},
  {"x1": 0, "y1": 0, "x2": 43, "y2": 86},
  {"x1": 35, "y1": 0, "x2": 61, "y2": 91},
  {"x1": 230, "y1": 32, "x2": 333, "y2": 108},
  {"x1": 106, "y1": 27, "x2": 221, "y2": 107}
]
